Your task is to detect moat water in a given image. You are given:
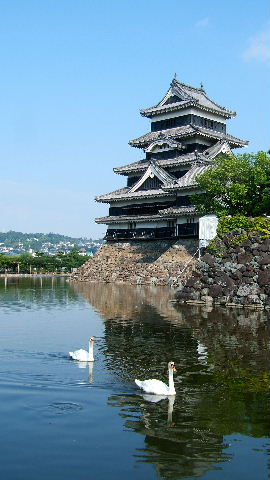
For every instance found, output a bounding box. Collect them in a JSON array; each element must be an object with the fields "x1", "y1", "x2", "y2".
[{"x1": 0, "y1": 276, "x2": 269, "y2": 480}]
